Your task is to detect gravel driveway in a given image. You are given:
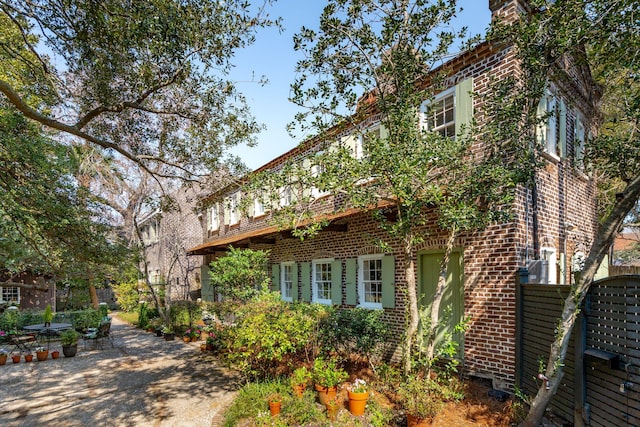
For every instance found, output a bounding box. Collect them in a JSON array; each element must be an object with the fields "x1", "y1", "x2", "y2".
[{"x1": 0, "y1": 314, "x2": 241, "y2": 427}]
